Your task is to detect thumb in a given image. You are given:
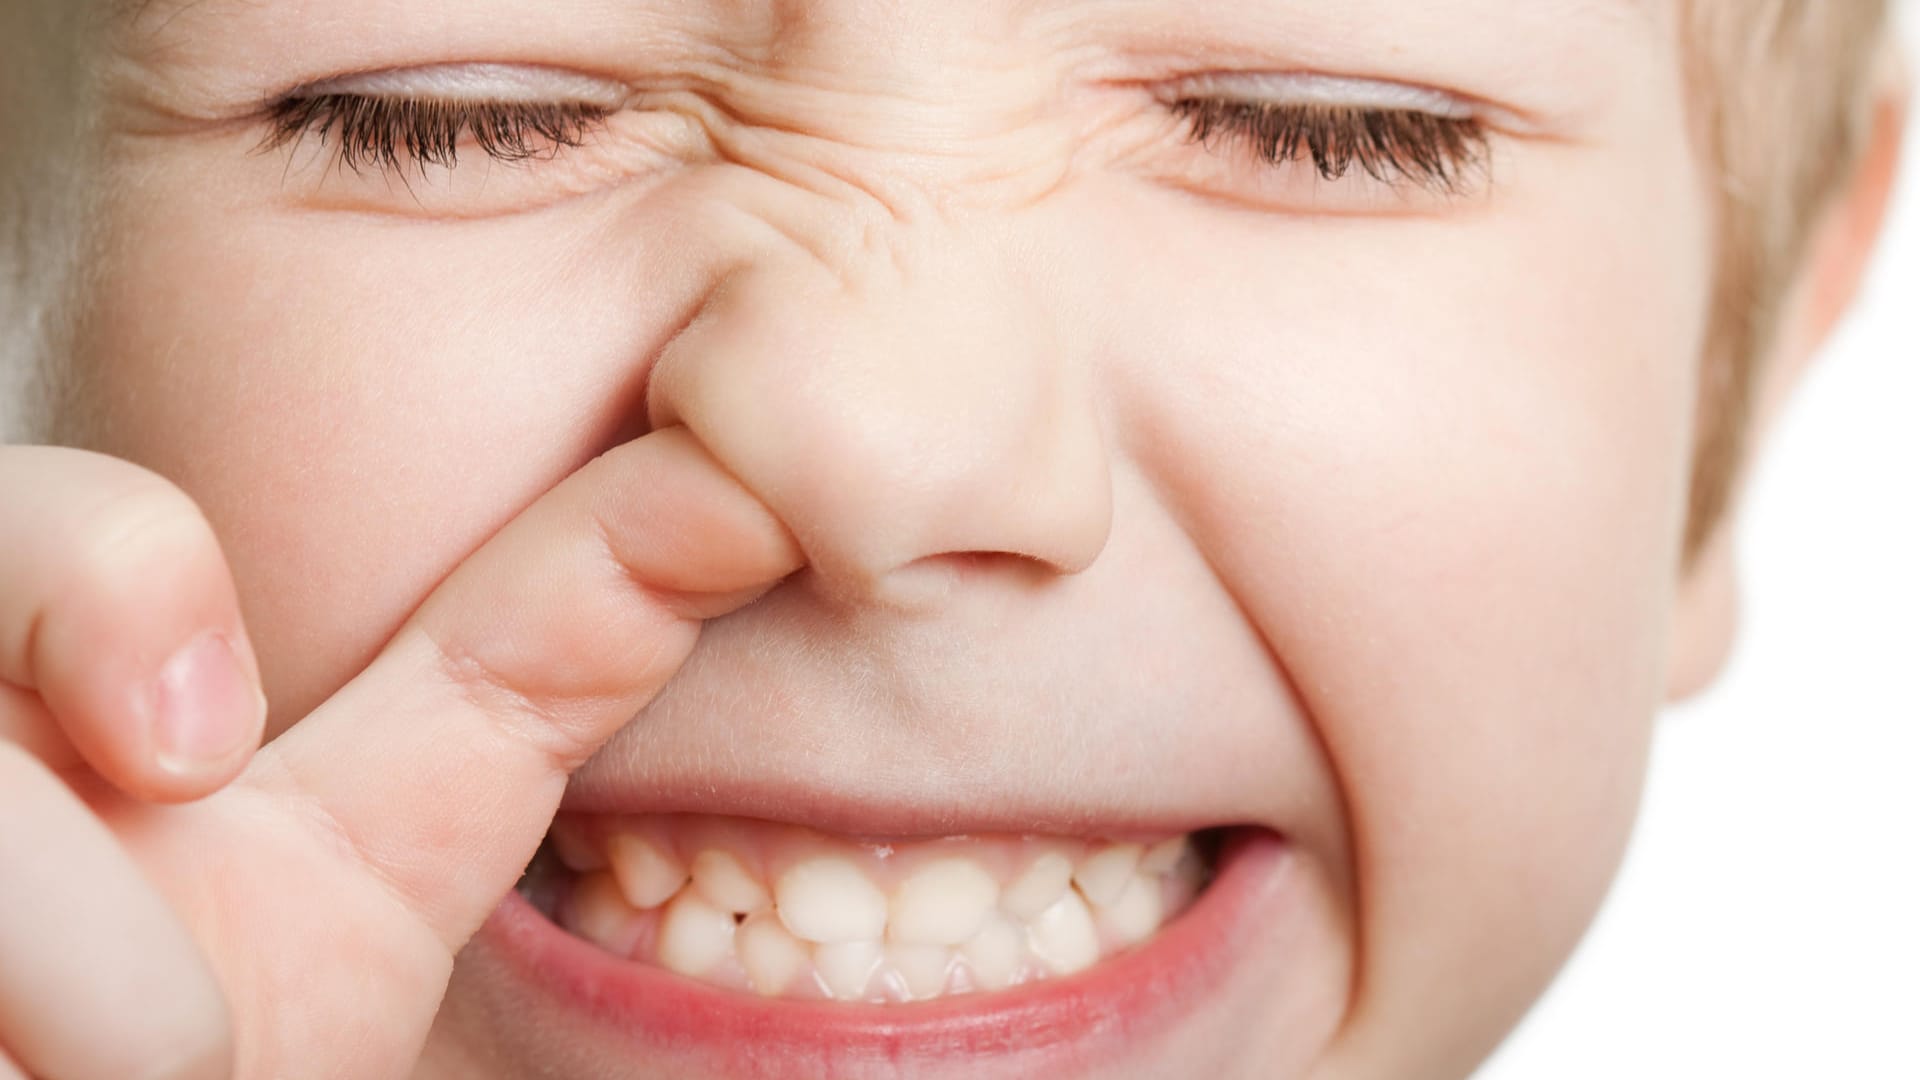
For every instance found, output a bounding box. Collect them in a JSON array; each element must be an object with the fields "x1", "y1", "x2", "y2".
[{"x1": 252, "y1": 426, "x2": 801, "y2": 948}]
